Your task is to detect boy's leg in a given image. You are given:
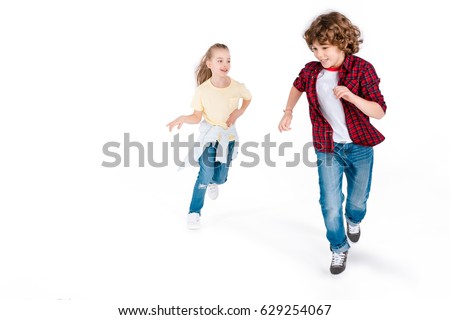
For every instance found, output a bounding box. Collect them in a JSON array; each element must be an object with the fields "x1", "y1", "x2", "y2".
[
  {"x1": 189, "y1": 143, "x2": 216, "y2": 214},
  {"x1": 316, "y1": 148, "x2": 350, "y2": 254},
  {"x1": 344, "y1": 144, "x2": 374, "y2": 225}
]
